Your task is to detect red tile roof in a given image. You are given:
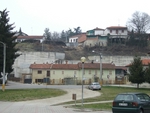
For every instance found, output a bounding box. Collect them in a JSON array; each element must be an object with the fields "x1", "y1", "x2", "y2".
[
  {"x1": 126, "y1": 59, "x2": 150, "y2": 67},
  {"x1": 30, "y1": 62, "x2": 126, "y2": 70},
  {"x1": 93, "y1": 27, "x2": 104, "y2": 30},
  {"x1": 142, "y1": 59, "x2": 150, "y2": 65},
  {"x1": 52, "y1": 64, "x2": 79, "y2": 70},
  {"x1": 17, "y1": 36, "x2": 43, "y2": 39},
  {"x1": 78, "y1": 33, "x2": 87, "y2": 43},
  {"x1": 106, "y1": 26, "x2": 127, "y2": 29},
  {"x1": 78, "y1": 63, "x2": 116, "y2": 69},
  {"x1": 30, "y1": 63, "x2": 51, "y2": 69}
]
